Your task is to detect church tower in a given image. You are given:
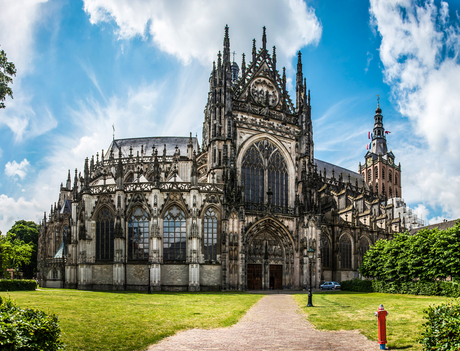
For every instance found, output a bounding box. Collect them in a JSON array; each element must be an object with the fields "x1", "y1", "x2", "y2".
[{"x1": 360, "y1": 101, "x2": 402, "y2": 199}]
